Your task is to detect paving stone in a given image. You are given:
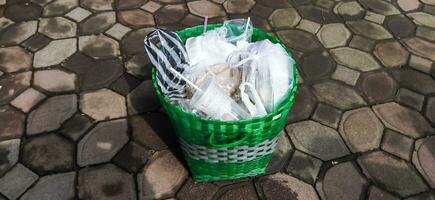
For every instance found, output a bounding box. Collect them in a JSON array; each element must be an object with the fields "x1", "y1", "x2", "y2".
[
  {"x1": 34, "y1": 69, "x2": 76, "y2": 92},
  {"x1": 0, "y1": 18, "x2": 13, "y2": 31},
  {"x1": 286, "y1": 86, "x2": 316, "y2": 124},
  {"x1": 268, "y1": 8, "x2": 301, "y2": 29},
  {"x1": 417, "y1": 26, "x2": 435, "y2": 42},
  {"x1": 409, "y1": 55, "x2": 433, "y2": 73},
  {"x1": 413, "y1": 136, "x2": 435, "y2": 188},
  {"x1": 347, "y1": 20, "x2": 393, "y2": 40},
  {"x1": 266, "y1": 132, "x2": 293, "y2": 173},
  {"x1": 382, "y1": 129, "x2": 413, "y2": 160},
  {"x1": 286, "y1": 150, "x2": 322, "y2": 184},
  {"x1": 357, "y1": 151, "x2": 427, "y2": 197},
  {"x1": 110, "y1": 73, "x2": 141, "y2": 95},
  {"x1": 10, "y1": 88, "x2": 45, "y2": 113},
  {"x1": 118, "y1": 9, "x2": 154, "y2": 28},
  {"x1": 391, "y1": 68, "x2": 435, "y2": 94},
  {"x1": 155, "y1": 4, "x2": 187, "y2": 25},
  {"x1": 0, "y1": 46, "x2": 32, "y2": 72},
  {"x1": 405, "y1": 192, "x2": 435, "y2": 200},
  {"x1": 385, "y1": 14, "x2": 416, "y2": 38},
  {"x1": 0, "y1": 72, "x2": 31, "y2": 105},
  {"x1": 77, "y1": 119, "x2": 128, "y2": 166},
  {"x1": 140, "y1": 1, "x2": 161, "y2": 13},
  {"x1": 360, "y1": 0, "x2": 400, "y2": 15},
  {"x1": 315, "y1": 0, "x2": 334, "y2": 9},
  {"x1": 34, "y1": 38, "x2": 77, "y2": 68},
  {"x1": 402, "y1": 37, "x2": 435, "y2": 61},
  {"x1": 80, "y1": 0, "x2": 113, "y2": 11},
  {"x1": 79, "y1": 89, "x2": 126, "y2": 121},
  {"x1": 21, "y1": 33, "x2": 51, "y2": 52},
  {"x1": 223, "y1": 0, "x2": 255, "y2": 14},
  {"x1": 106, "y1": 23, "x2": 131, "y2": 40},
  {"x1": 218, "y1": 183, "x2": 258, "y2": 200},
  {"x1": 65, "y1": 7, "x2": 92, "y2": 22},
  {"x1": 79, "y1": 35, "x2": 120, "y2": 59},
  {"x1": 396, "y1": 88, "x2": 425, "y2": 111},
  {"x1": 176, "y1": 178, "x2": 218, "y2": 200},
  {"x1": 251, "y1": 4, "x2": 273, "y2": 18},
  {"x1": 78, "y1": 164, "x2": 136, "y2": 200},
  {"x1": 367, "y1": 186, "x2": 400, "y2": 200},
  {"x1": 0, "y1": 106, "x2": 25, "y2": 141},
  {"x1": 301, "y1": 51, "x2": 335, "y2": 81},
  {"x1": 116, "y1": 0, "x2": 146, "y2": 9},
  {"x1": 297, "y1": 5, "x2": 340, "y2": 24},
  {"x1": 331, "y1": 65, "x2": 360, "y2": 86},
  {"x1": 256, "y1": 0, "x2": 291, "y2": 8},
  {"x1": 365, "y1": 11, "x2": 385, "y2": 24},
  {"x1": 334, "y1": 1, "x2": 365, "y2": 20},
  {"x1": 20, "y1": 172, "x2": 76, "y2": 200},
  {"x1": 349, "y1": 35, "x2": 376, "y2": 52},
  {"x1": 250, "y1": 16, "x2": 272, "y2": 32},
  {"x1": 426, "y1": 96, "x2": 435, "y2": 125},
  {"x1": 330, "y1": 47, "x2": 381, "y2": 71},
  {"x1": 131, "y1": 113, "x2": 177, "y2": 150},
  {"x1": 422, "y1": 0, "x2": 435, "y2": 5},
  {"x1": 180, "y1": 14, "x2": 203, "y2": 27},
  {"x1": 296, "y1": 19, "x2": 320, "y2": 34},
  {"x1": 43, "y1": 0, "x2": 78, "y2": 17},
  {"x1": 127, "y1": 80, "x2": 160, "y2": 114},
  {"x1": 0, "y1": 21, "x2": 37, "y2": 46},
  {"x1": 79, "y1": 11, "x2": 116, "y2": 35},
  {"x1": 408, "y1": 12, "x2": 435, "y2": 28},
  {"x1": 373, "y1": 102, "x2": 433, "y2": 138},
  {"x1": 113, "y1": 141, "x2": 149, "y2": 173},
  {"x1": 277, "y1": 29, "x2": 322, "y2": 52},
  {"x1": 27, "y1": 94, "x2": 77, "y2": 135},
  {"x1": 22, "y1": 133, "x2": 74, "y2": 174},
  {"x1": 286, "y1": 120, "x2": 349, "y2": 160},
  {"x1": 0, "y1": 164, "x2": 38, "y2": 200},
  {"x1": 258, "y1": 173, "x2": 319, "y2": 200},
  {"x1": 312, "y1": 80, "x2": 366, "y2": 110},
  {"x1": 0, "y1": 139, "x2": 19, "y2": 176},
  {"x1": 358, "y1": 71, "x2": 398, "y2": 103},
  {"x1": 188, "y1": 0, "x2": 225, "y2": 18},
  {"x1": 397, "y1": 0, "x2": 420, "y2": 11},
  {"x1": 312, "y1": 103, "x2": 342, "y2": 128},
  {"x1": 39, "y1": 17, "x2": 76, "y2": 39},
  {"x1": 80, "y1": 59, "x2": 123, "y2": 90},
  {"x1": 4, "y1": 3, "x2": 42, "y2": 21},
  {"x1": 317, "y1": 23, "x2": 351, "y2": 48},
  {"x1": 61, "y1": 52, "x2": 95, "y2": 74},
  {"x1": 121, "y1": 28, "x2": 154, "y2": 55},
  {"x1": 339, "y1": 107, "x2": 384, "y2": 153},
  {"x1": 316, "y1": 162, "x2": 367, "y2": 200},
  {"x1": 59, "y1": 113, "x2": 93, "y2": 141},
  {"x1": 138, "y1": 150, "x2": 188, "y2": 200}
]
